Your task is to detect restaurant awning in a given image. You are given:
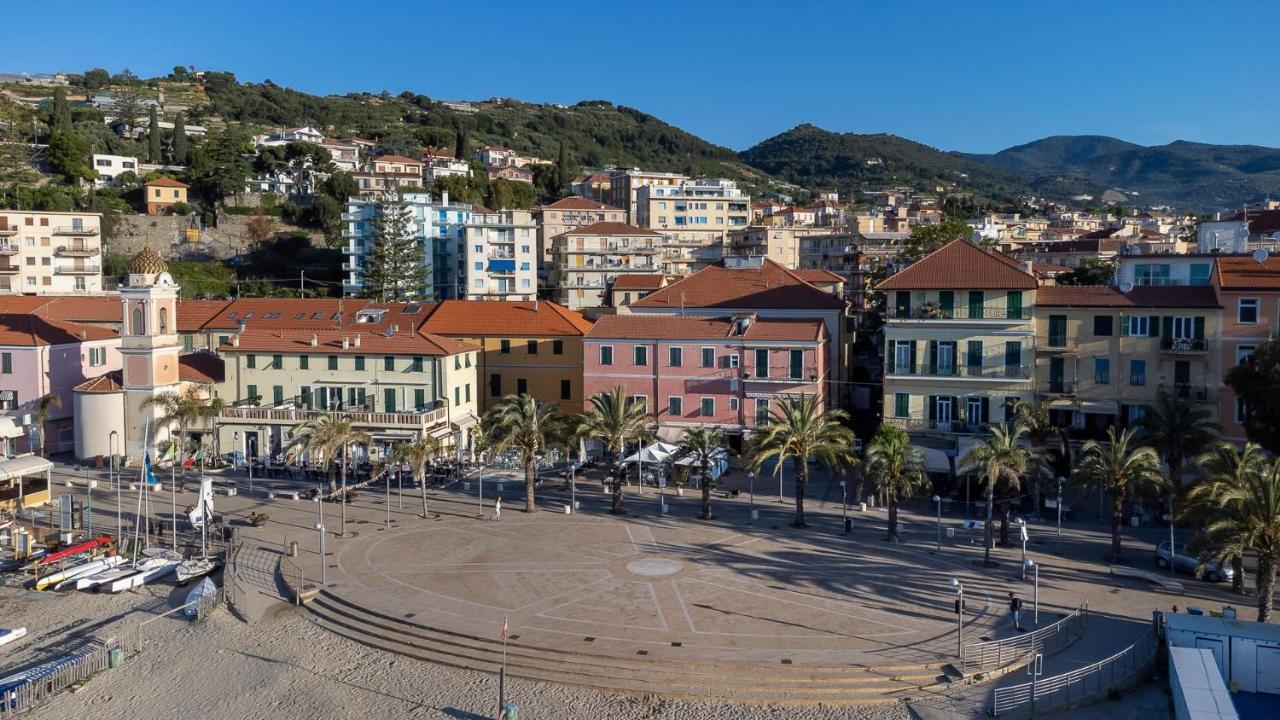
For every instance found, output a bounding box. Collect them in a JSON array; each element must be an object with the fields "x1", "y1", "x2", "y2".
[
  {"x1": 0, "y1": 417, "x2": 24, "y2": 440},
  {"x1": 0, "y1": 455, "x2": 53, "y2": 480}
]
